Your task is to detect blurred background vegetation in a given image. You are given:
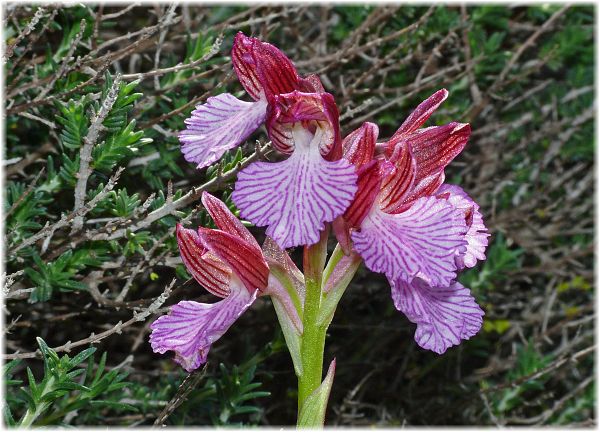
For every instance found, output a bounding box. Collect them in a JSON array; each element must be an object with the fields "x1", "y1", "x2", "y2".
[{"x1": 3, "y1": 3, "x2": 594, "y2": 427}]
